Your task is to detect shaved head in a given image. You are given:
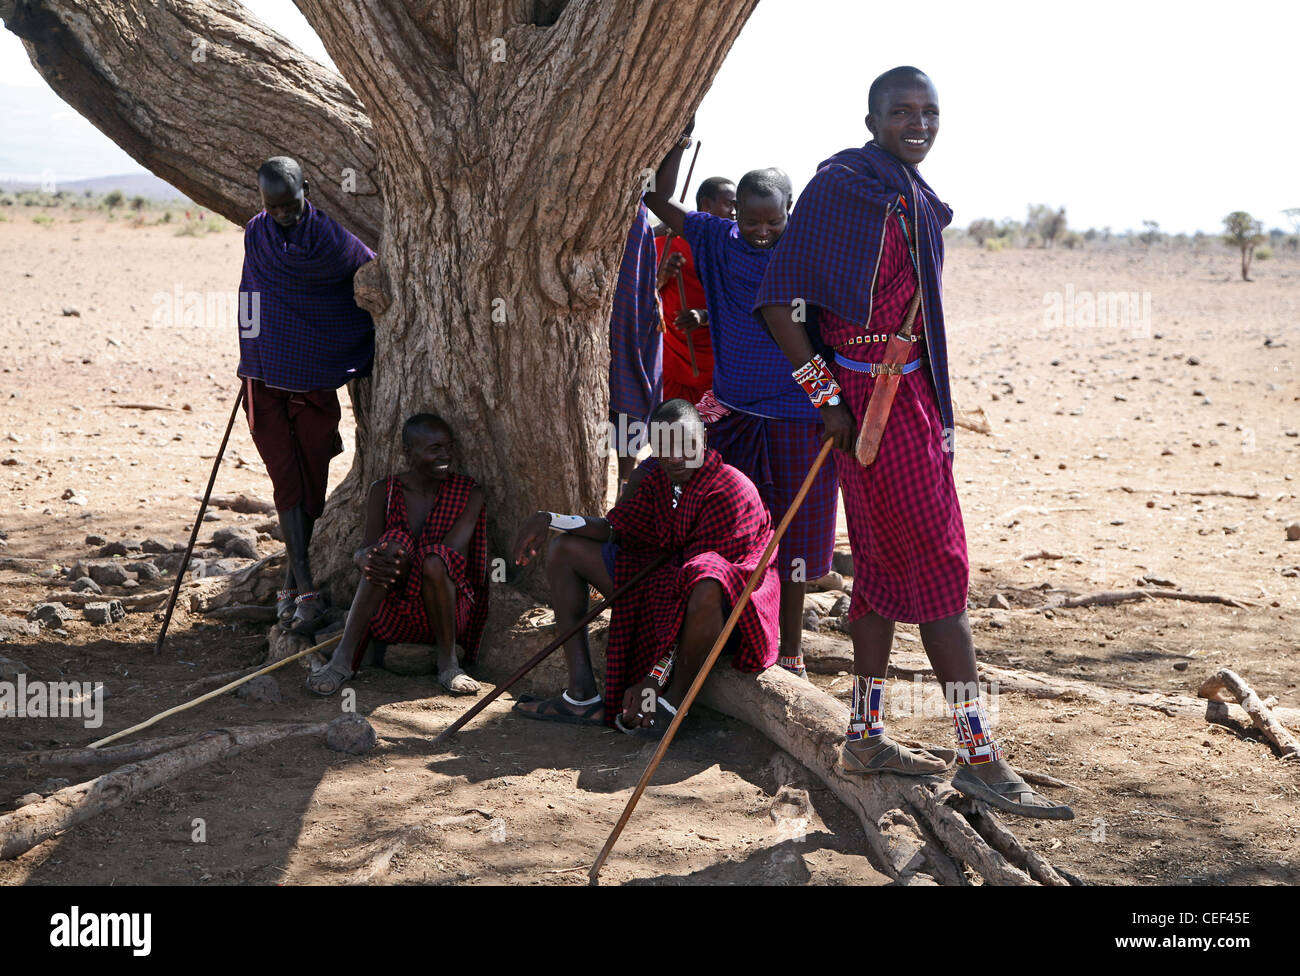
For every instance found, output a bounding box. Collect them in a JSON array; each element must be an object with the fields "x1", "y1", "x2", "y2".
[
  {"x1": 258, "y1": 156, "x2": 303, "y2": 194},
  {"x1": 401, "y1": 412, "x2": 454, "y2": 450},
  {"x1": 867, "y1": 66, "x2": 932, "y2": 116}
]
